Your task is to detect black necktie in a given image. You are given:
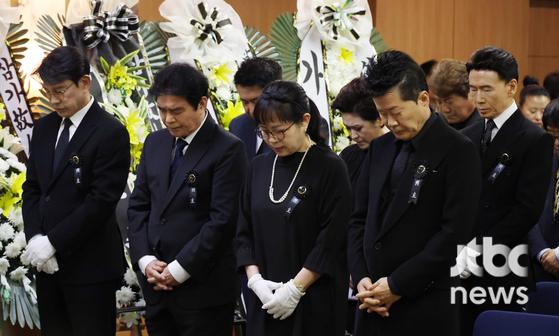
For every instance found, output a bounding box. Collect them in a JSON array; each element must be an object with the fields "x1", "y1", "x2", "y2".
[
  {"x1": 481, "y1": 119, "x2": 497, "y2": 154},
  {"x1": 53, "y1": 118, "x2": 72, "y2": 171},
  {"x1": 170, "y1": 139, "x2": 188, "y2": 181},
  {"x1": 390, "y1": 142, "x2": 412, "y2": 191}
]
